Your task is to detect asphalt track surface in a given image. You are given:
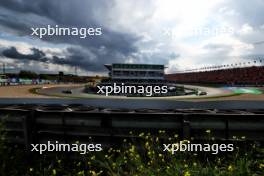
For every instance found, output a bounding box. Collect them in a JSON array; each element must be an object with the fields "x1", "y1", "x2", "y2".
[
  {"x1": 37, "y1": 85, "x2": 232, "y2": 100},
  {"x1": 0, "y1": 84, "x2": 263, "y2": 109}
]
